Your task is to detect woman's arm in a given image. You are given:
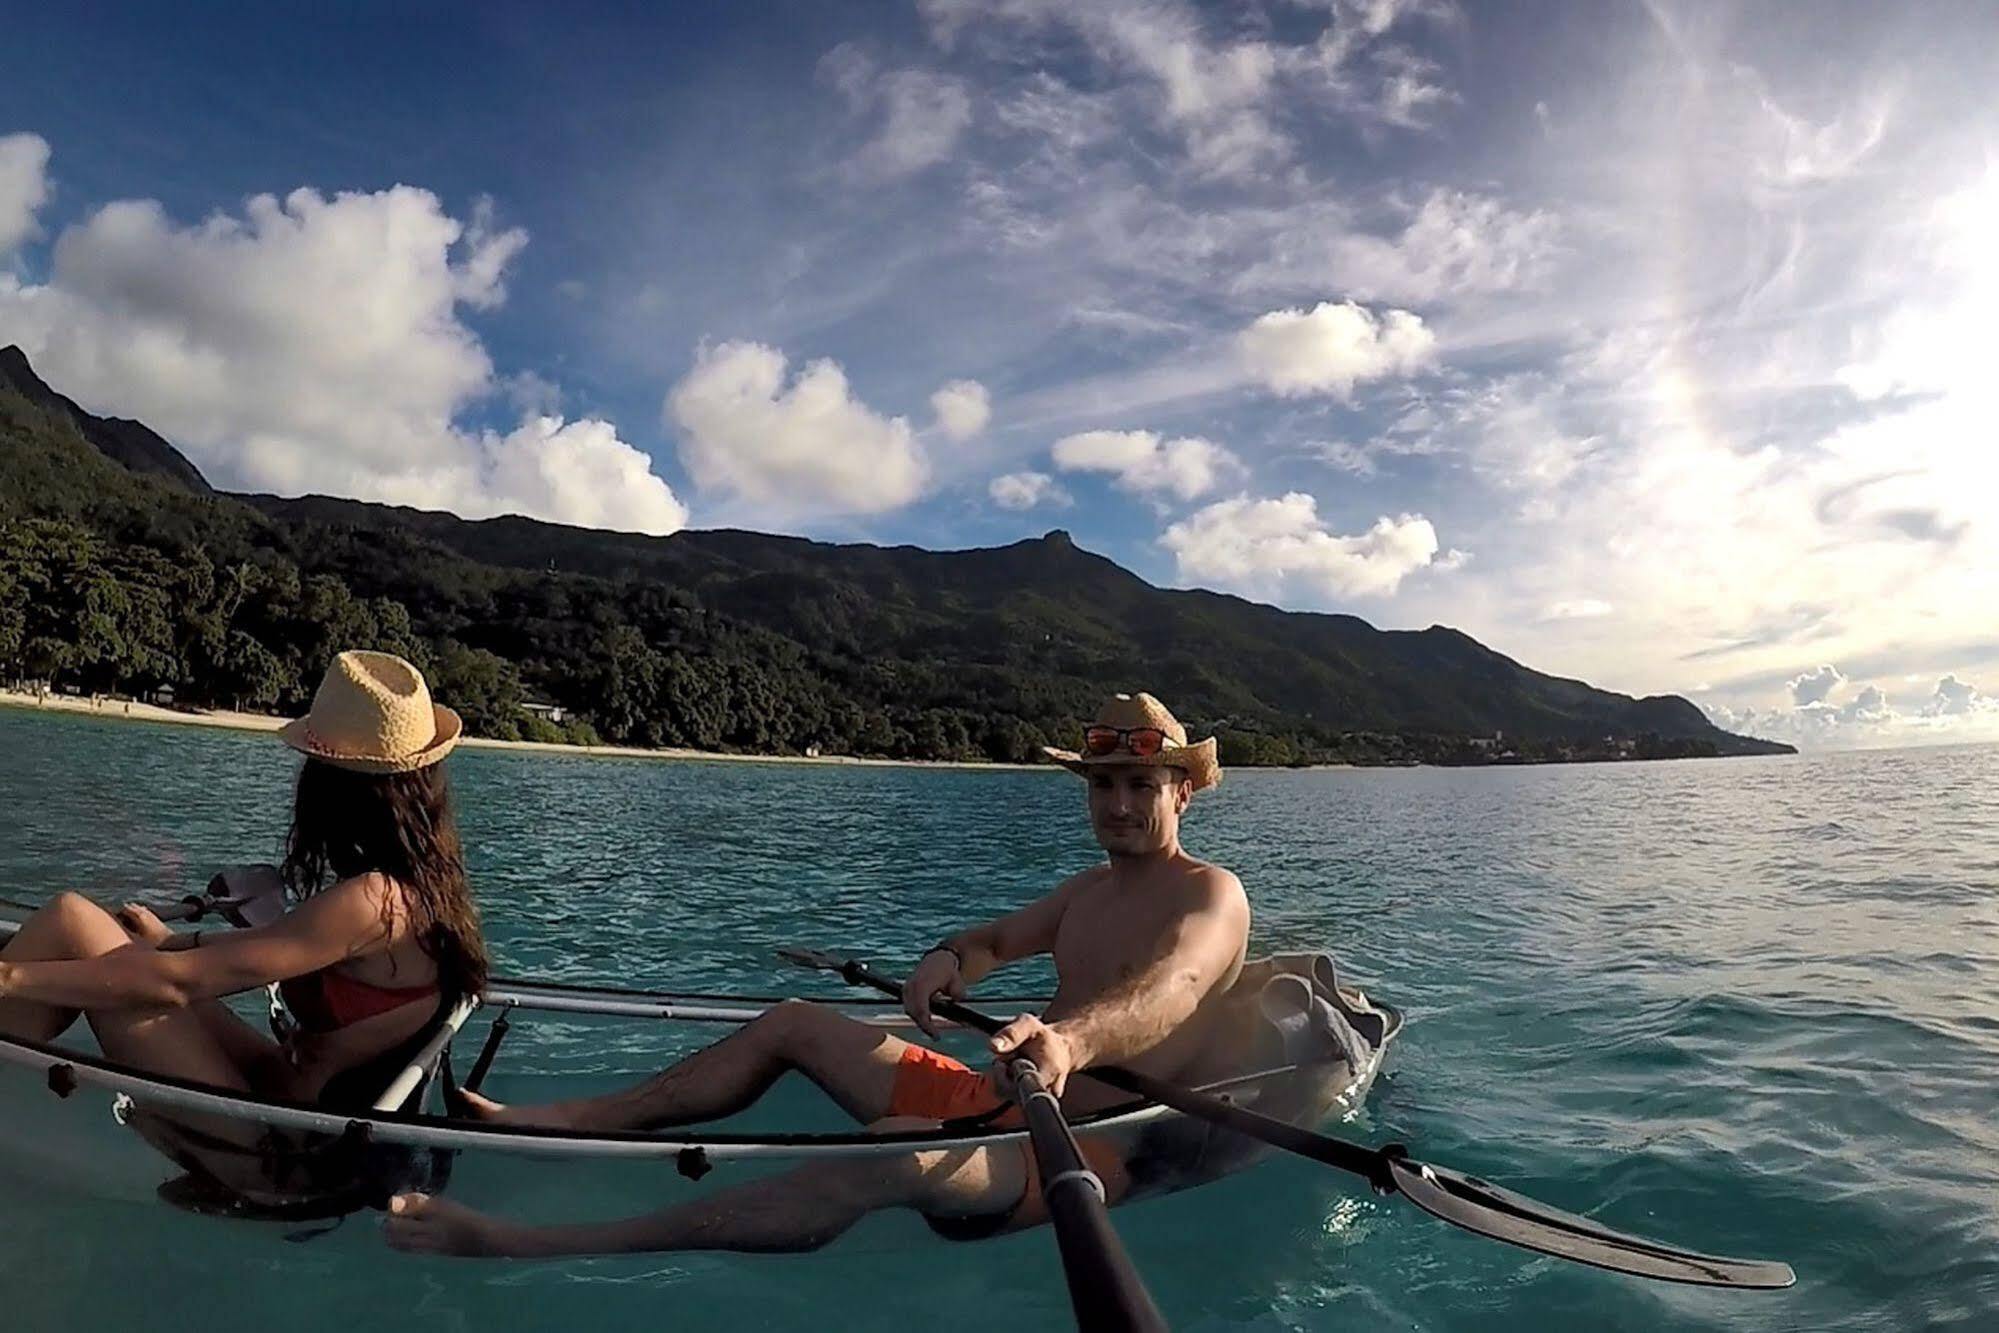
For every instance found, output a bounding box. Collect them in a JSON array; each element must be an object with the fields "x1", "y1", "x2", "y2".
[{"x1": 0, "y1": 877, "x2": 399, "y2": 1011}]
